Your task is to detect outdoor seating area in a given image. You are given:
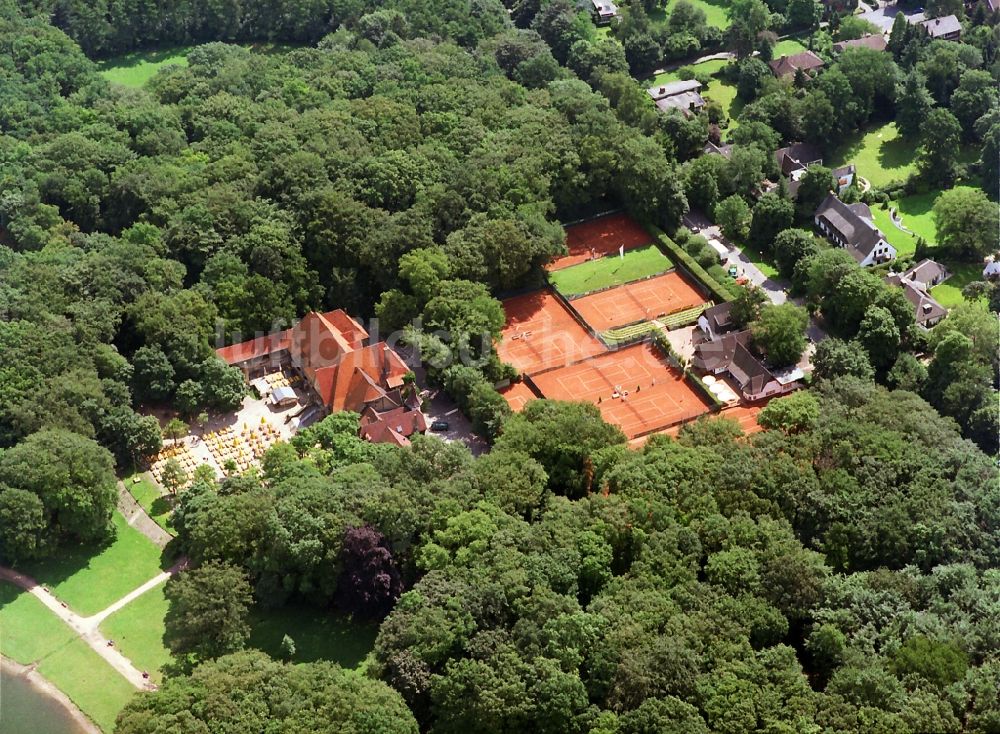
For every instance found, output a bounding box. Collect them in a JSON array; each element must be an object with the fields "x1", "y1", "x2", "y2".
[
  {"x1": 204, "y1": 418, "x2": 282, "y2": 473},
  {"x1": 150, "y1": 444, "x2": 197, "y2": 488},
  {"x1": 700, "y1": 374, "x2": 740, "y2": 404}
]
